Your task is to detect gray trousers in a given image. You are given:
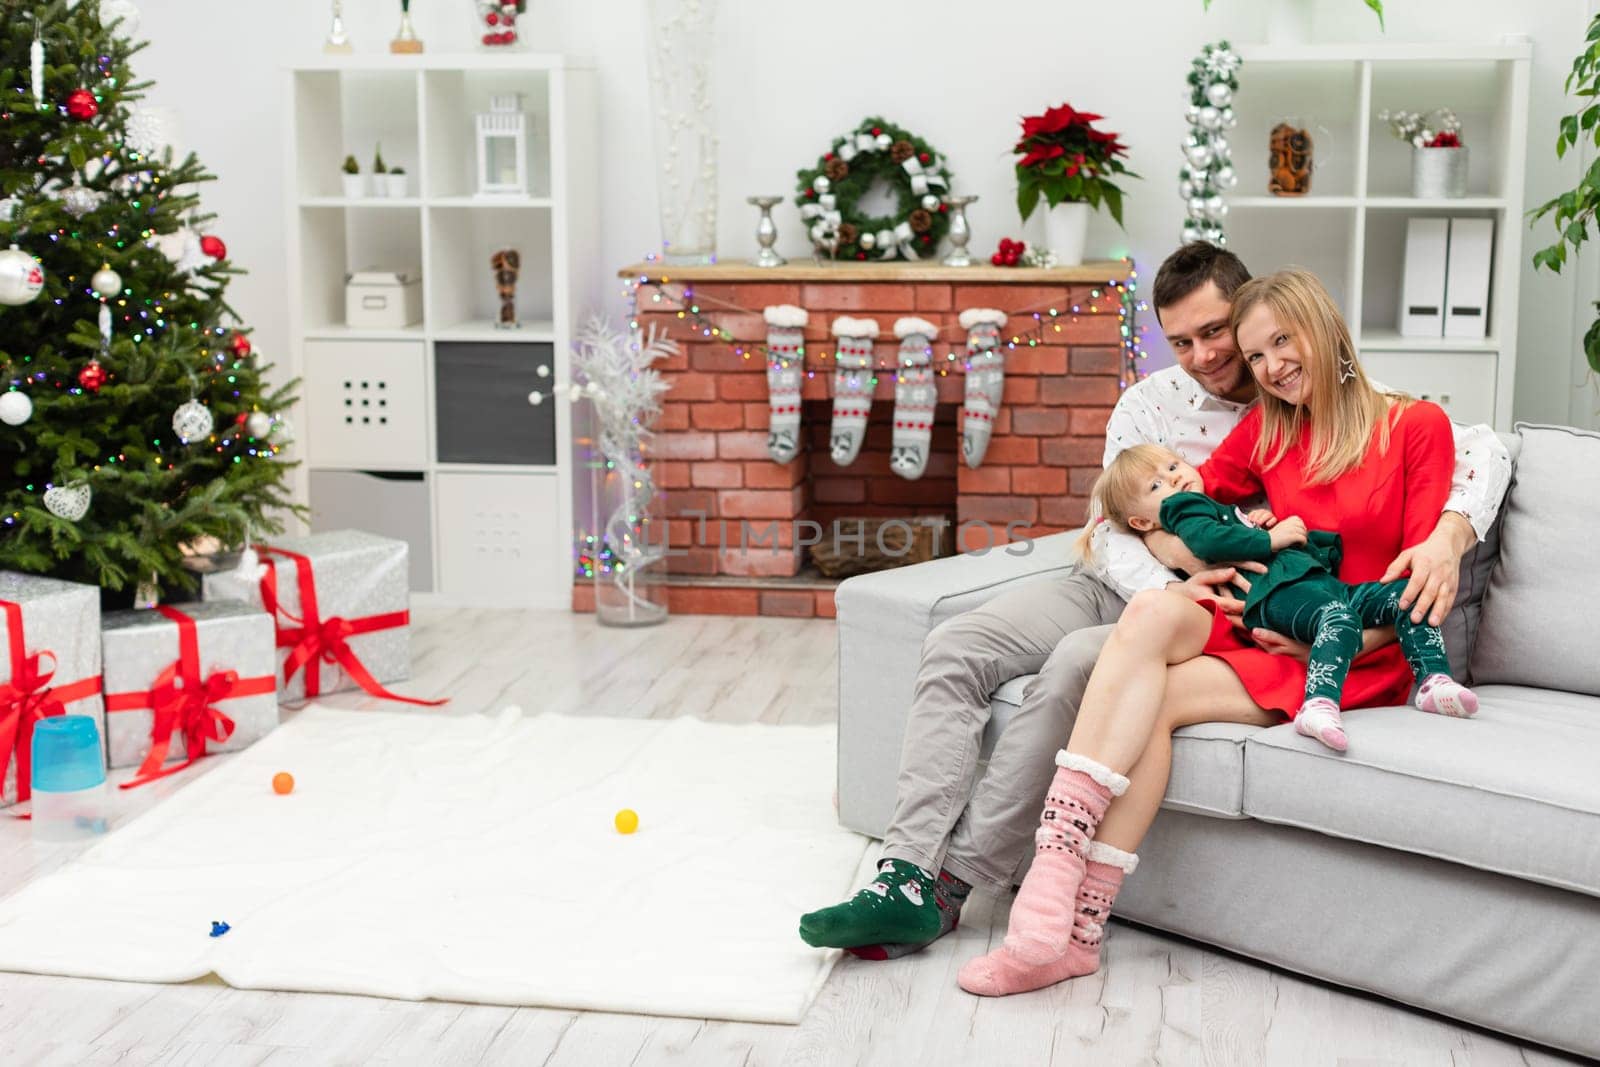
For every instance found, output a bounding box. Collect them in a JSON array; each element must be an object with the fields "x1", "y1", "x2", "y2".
[{"x1": 879, "y1": 566, "x2": 1127, "y2": 892}]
